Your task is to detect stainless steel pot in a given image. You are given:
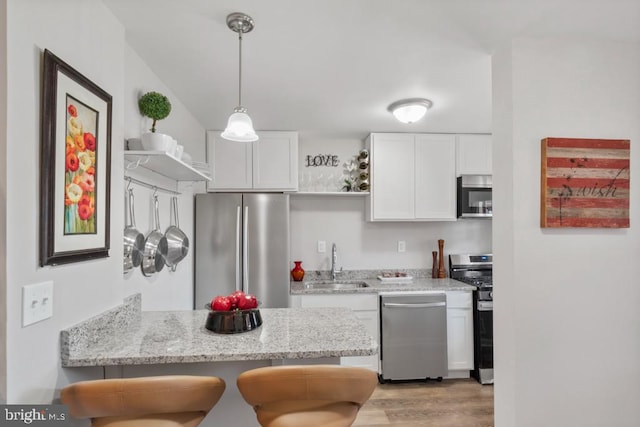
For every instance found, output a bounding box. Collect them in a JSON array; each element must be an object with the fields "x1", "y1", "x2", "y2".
[
  {"x1": 123, "y1": 188, "x2": 144, "y2": 273},
  {"x1": 164, "y1": 196, "x2": 189, "y2": 270},
  {"x1": 141, "y1": 194, "x2": 168, "y2": 276}
]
